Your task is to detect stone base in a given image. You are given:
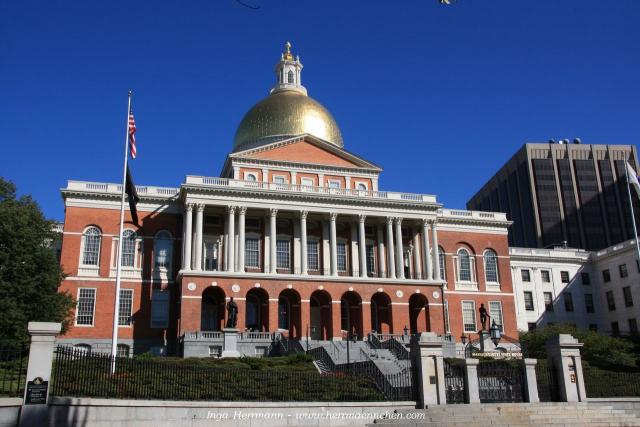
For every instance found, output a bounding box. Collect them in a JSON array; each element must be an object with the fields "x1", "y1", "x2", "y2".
[{"x1": 221, "y1": 328, "x2": 241, "y2": 358}]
